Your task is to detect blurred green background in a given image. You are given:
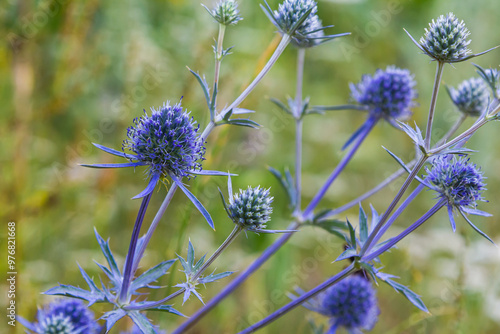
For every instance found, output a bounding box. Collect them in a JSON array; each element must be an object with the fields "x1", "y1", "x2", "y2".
[{"x1": 2, "y1": 0, "x2": 500, "y2": 333}]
